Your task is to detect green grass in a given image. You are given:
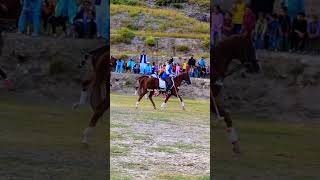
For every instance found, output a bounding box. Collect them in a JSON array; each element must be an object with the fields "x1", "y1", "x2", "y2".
[
  {"x1": 0, "y1": 94, "x2": 107, "y2": 179},
  {"x1": 156, "y1": 174, "x2": 210, "y2": 180},
  {"x1": 111, "y1": 144, "x2": 130, "y2": 156},
  {"x1": 214, "y1": 113, "x2": 320, "y2": 179}
]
